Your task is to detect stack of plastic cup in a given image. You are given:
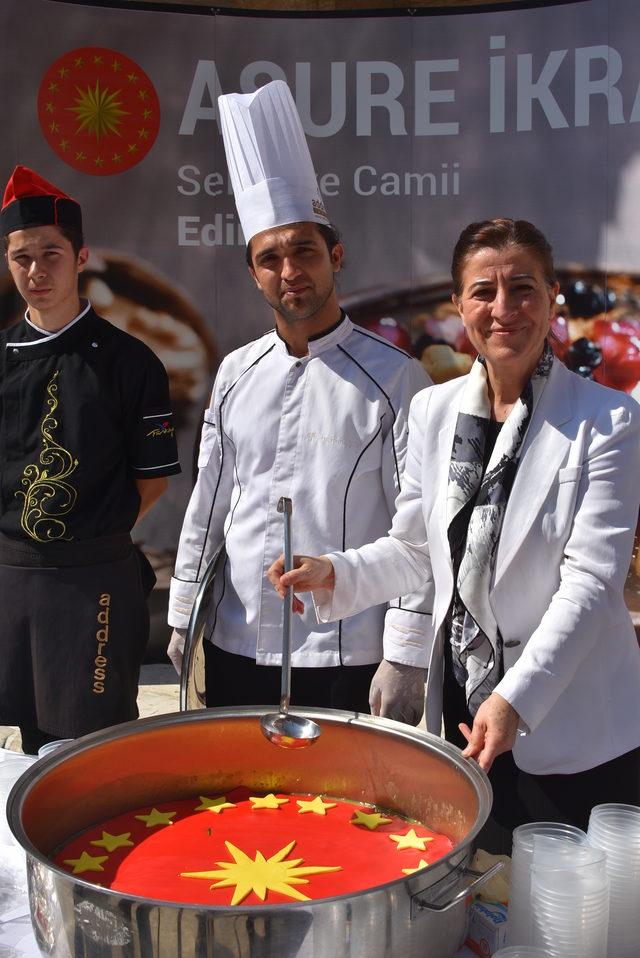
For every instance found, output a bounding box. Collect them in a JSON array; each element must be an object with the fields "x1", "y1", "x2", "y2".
[
  {"x1": 493, "y1": 949, "x2": 553, "y2": 957},
  {"x1": 0, "y1": 749, "x2": 36, "y2": 845},
  {"x1": 506, "y1": 822, "x2": 589, "y2": 947},
  {"x1": 587, "y1": 803, "x2": 640, "y2": 958},
  {"x1": 37, "y1": 739, "x2": 74, "y2": 759},
  {"x1": 529, "y1": 836, "x2": 609, "y2": 958}
]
